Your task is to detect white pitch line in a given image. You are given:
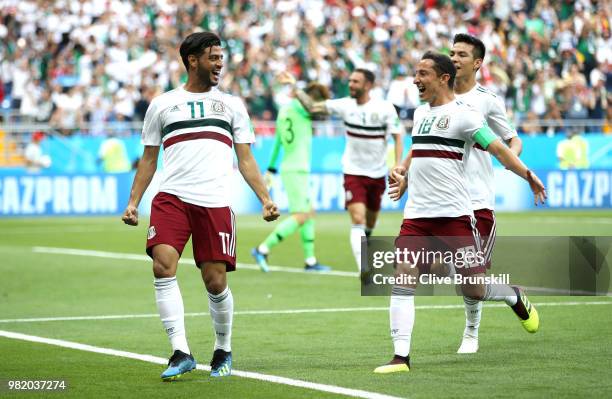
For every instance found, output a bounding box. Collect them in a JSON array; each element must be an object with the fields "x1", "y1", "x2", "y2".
[
  {"x1": 1, "y1": 301, "x2": 611, "y2": 324},
  {"x1": 31, "y1": 246, "x2": 359, "y2": 277},
  {"x1": 0, "y1": 330, "x2": 404, "y2": 399}
]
